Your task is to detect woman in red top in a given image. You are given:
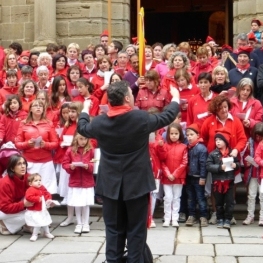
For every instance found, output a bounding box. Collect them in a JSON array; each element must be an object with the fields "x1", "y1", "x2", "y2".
[
  {"x1": 136, "y1": 70, "x2": 170, "y2": 112},
  {"x1": 174, "y1": 69, "x2": 200, "y2": 122},
  {"x1": 230, "y1": 78, "x2": 263, "y2": 139},
  {"x1": 66, "y1": 43, "x2": 84, "y2": 68},
  {"x1": 66, "y1": 65, "x2": 82, "y2": 98},
  {"x1": 152, "y1": 42, "x2": 163, "y2": 63},
  {"x1": 177, "y1": 42, "x2": 197, "y2": 69},
  {"x1": 15, "y1": 100, "x2": 58, "y2": 194},
  {"x1": 203, "y1": 43, "x2": 219, "y2": 68},
  {"x1": 81, "y1": 50, "x2": 97, "y2": 82},
  {"x1": 33, "y1": 52, "x2": 53, "y2": 82},
  {"x1": 145, "y1": 45, "x2": 158, "y2": 72},
  {"x1": 19, "y1": 80, "x2": 38, "y2": 113},
  {"x1": 0, "y1": 155, "x2": 31, "y2": 235},
  {"x1": 51, "y1": 54, "x2": 68, "y2": 82}
]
